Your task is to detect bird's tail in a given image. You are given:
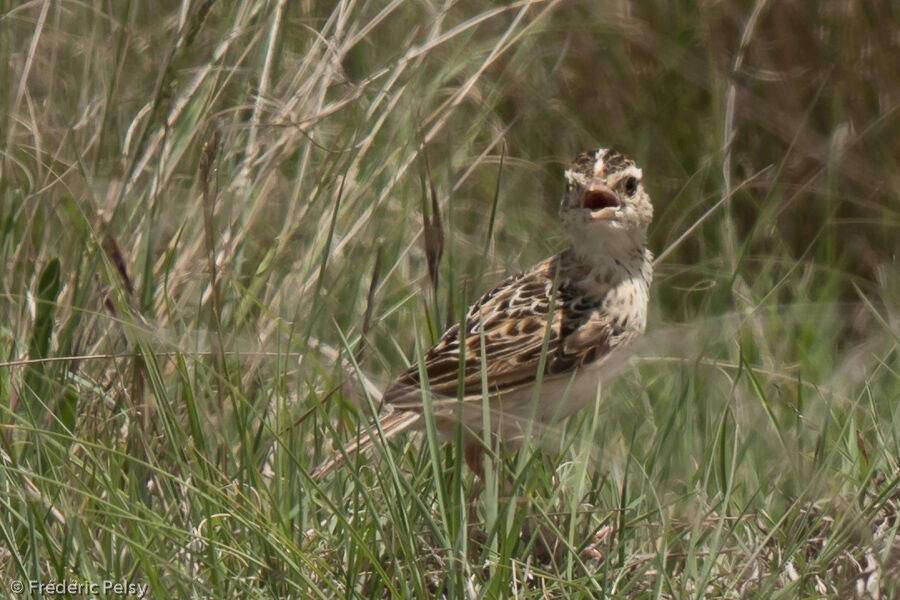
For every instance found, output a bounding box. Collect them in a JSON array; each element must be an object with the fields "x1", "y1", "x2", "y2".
[{"x1": 311, "y1": 410, "x2": 423, "y2": 479}]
